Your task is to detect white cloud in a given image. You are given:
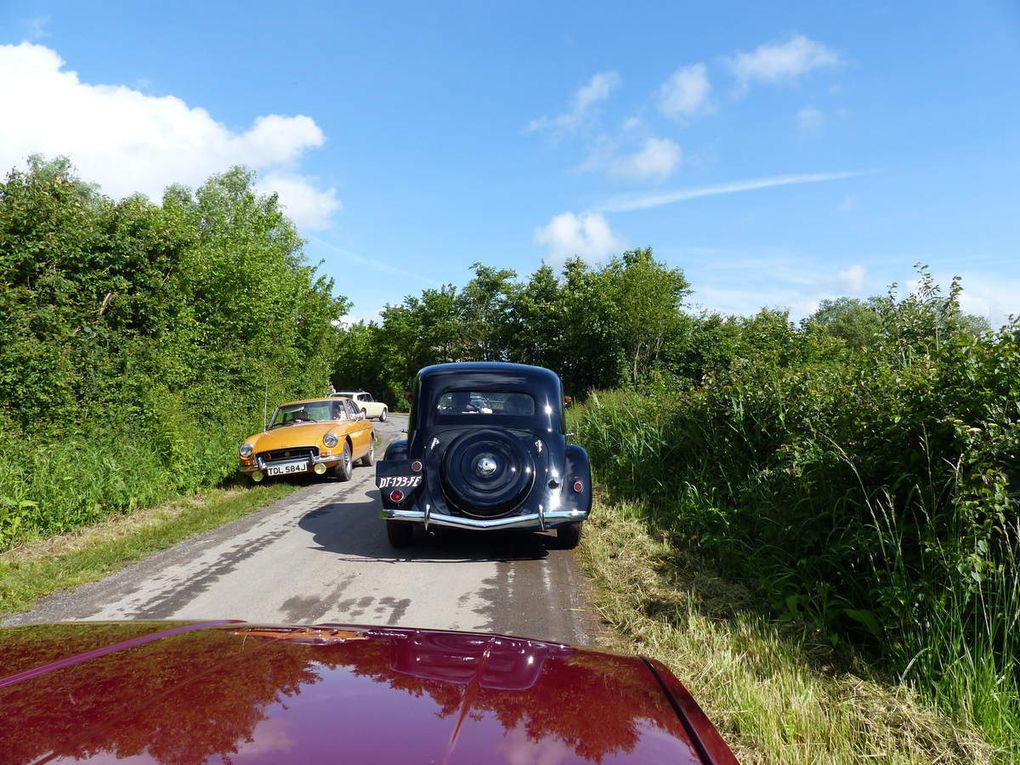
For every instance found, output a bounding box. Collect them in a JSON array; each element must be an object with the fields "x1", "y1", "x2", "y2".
[
  {"x1": 528, "y1": 70, "x2": 621, "y2": 134},
  {"x1": 796, "y1": 106, "x2": 825, "y2": 130},
  {"x1": 729, "y1": 35, "x2": 840, "y2": 87},
  {"x1": 599, "y1": 170, "x2": 868, "y2": 213},
  {"x1": 575, "y1": 71, "x2": 621, "y2": 111},
  {"x1": 0, "y1": 43, "x2": 339, "y2": 230},
  {"x1": 658, "y1": 63, "x2": 712, "y2": 118},
  {"x1": 838, "y1": 264, "x2": 867, "y2": 292},
  {"x1": 26, "y1": 16, "x2": 50, "y2": 41},
  {"x1": 257, "y1": 172, "x2": 340, "y2": 231},
  {"x1": 609, "y1": 137, "x2": 681, "y2": 182},
  {"x1": 336, "y1": 308, "x2": 385, "y2": 326},
  {"x1": 306, "y1": 235, "x2": 439, "y2": 285},
  {"x1": 950, "y1": 274, "x2": 1019, "y2": 327},
  {"x1": 534, "y1": 212, "x2": 625, "y2": 264},
  {"x1": 686, "y1": 254, "x2": 871, "y2": 319}
]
